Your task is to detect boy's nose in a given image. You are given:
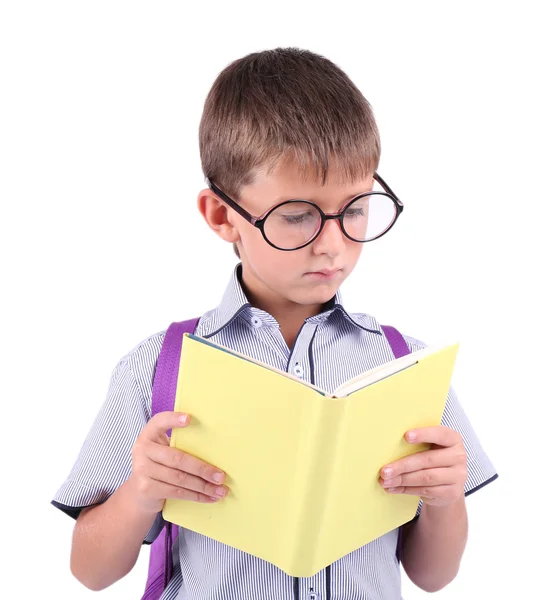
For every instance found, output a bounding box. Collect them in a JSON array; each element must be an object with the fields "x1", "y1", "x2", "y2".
[{"x1": 312, "y1": 218, "x2": 346, "y2": 257}]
